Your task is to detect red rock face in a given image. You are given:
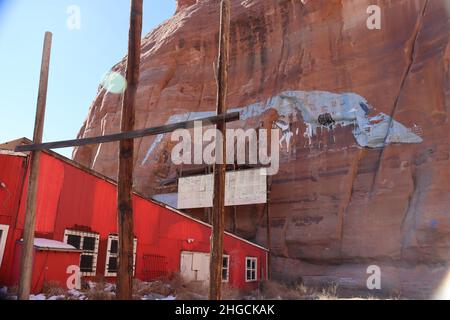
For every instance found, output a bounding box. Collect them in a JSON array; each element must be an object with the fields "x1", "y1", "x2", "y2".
[
  {"x1": 175, "y1": 0, "x2": 197, "y2": 13},
  {"x1": 73, "y1": 0, "x2": 450, "y2": 298}
]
